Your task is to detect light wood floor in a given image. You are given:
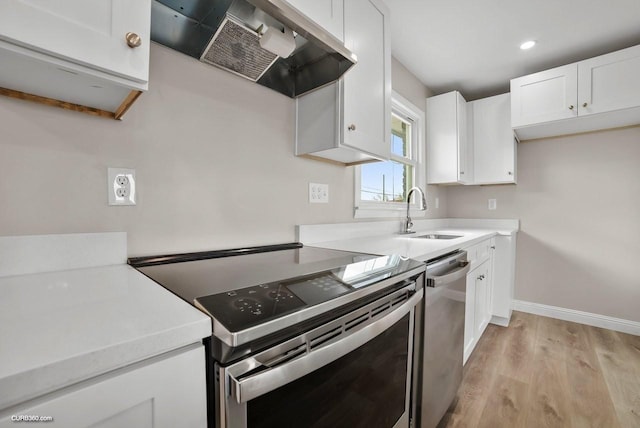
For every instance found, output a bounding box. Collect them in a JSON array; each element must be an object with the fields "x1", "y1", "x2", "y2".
[{"x1": 439, "y1": 311, "x2": 640, "y2": 428}]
